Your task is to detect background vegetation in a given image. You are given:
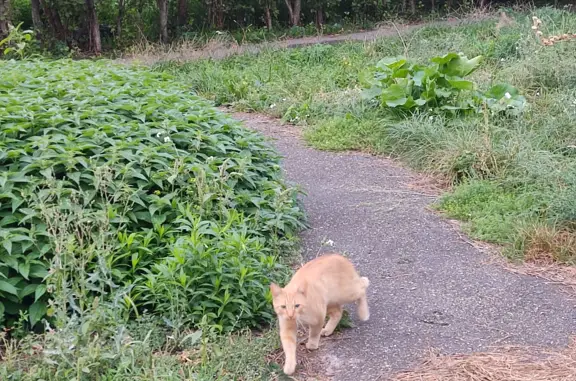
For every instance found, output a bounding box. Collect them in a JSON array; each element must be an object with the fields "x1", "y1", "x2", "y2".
[
  {"x1": 1, "y1": 0, "x2": 575, "y2": 55},
  {"x1": 162, "y1": 6, "x2": 576, "y2": 264}
]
